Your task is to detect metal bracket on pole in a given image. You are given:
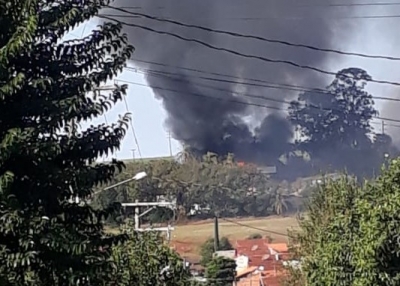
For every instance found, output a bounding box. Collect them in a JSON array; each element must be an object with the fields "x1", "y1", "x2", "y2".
[
  {"x1": 121, "y1": 202, "x2": 176, "y2": 208},
  {"x1": 122, "y1": 201, "x2": 176, "y2": 241}
]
